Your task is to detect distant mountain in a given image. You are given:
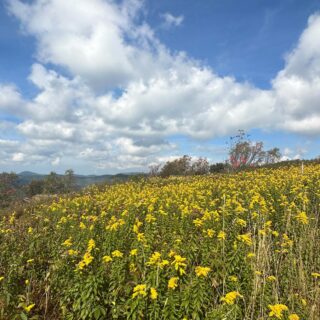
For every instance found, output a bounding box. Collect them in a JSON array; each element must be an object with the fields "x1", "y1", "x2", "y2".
[{"x1": 17, "y1": 171, "x2": 146, "y2": 188}]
